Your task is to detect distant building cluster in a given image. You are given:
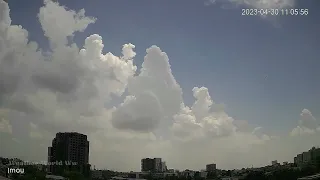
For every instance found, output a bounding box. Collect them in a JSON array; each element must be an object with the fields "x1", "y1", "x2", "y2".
[
  {"x1": 294, "y1": 147, "x2": 320, "y2": 167},
  {"x1": 1, "y1": 131, "x2": 320, "y2": 180}
]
